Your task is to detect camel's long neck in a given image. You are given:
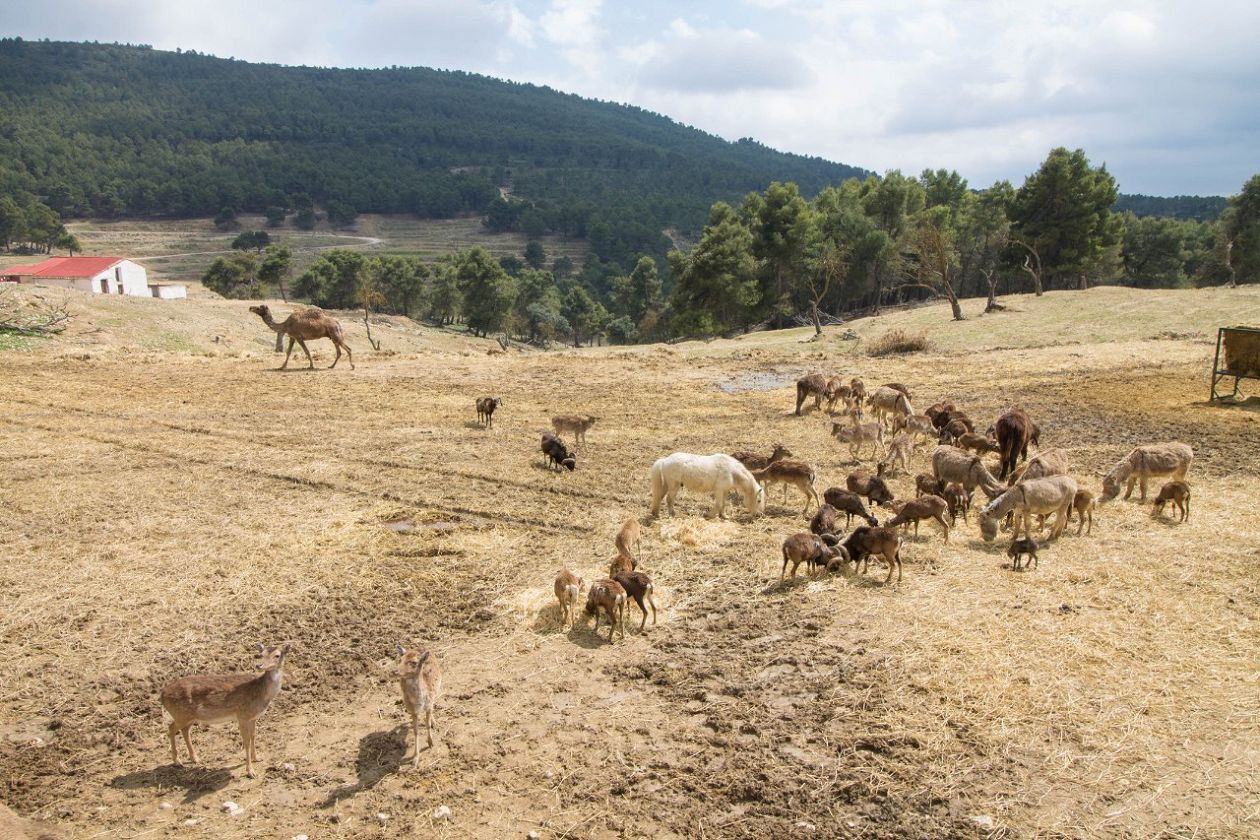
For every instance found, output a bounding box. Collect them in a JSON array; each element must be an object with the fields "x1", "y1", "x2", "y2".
[{"x1": 257, "y1": 311, "x2": 284, "y2": 333}]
